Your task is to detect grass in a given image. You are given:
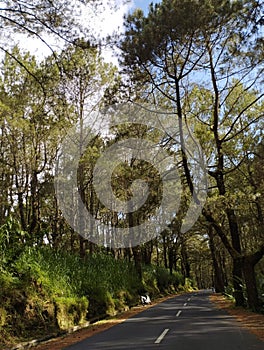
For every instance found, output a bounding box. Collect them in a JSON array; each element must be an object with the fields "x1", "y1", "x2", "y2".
[{"x1": 0, "y1": 246, "x2": 185, "y2": 347}]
